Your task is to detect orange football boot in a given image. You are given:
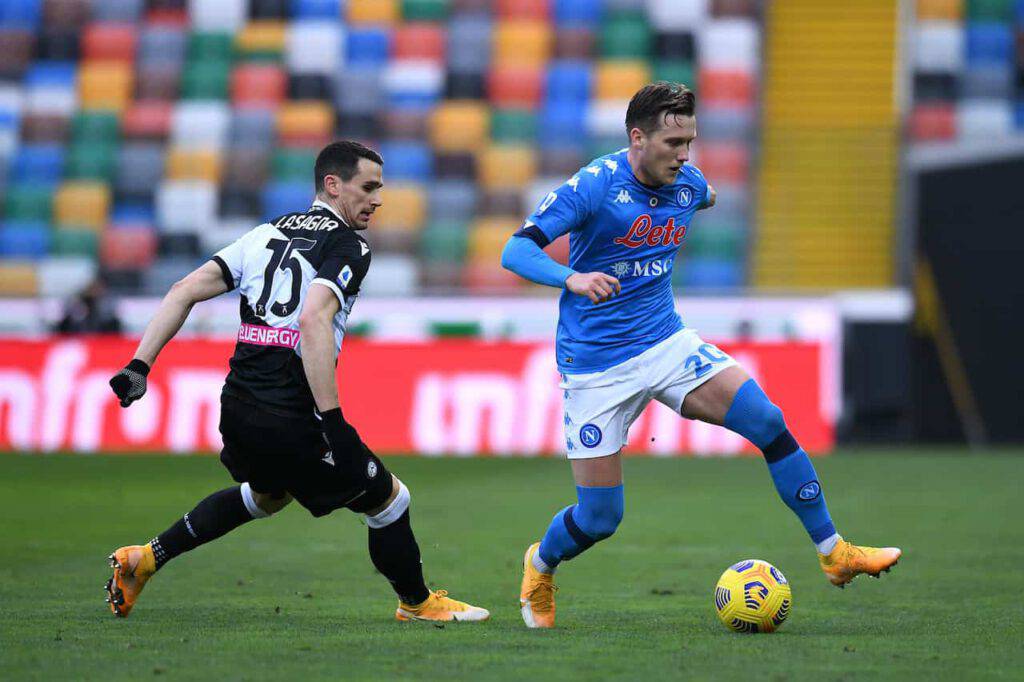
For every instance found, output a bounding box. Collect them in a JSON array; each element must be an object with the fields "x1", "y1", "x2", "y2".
[
  {"x1": 520, "y1": 542, "x2": 557, "y2": 628},
  {"x1": 105, "y1": 544, "x2": 156, "y2": 617},
  {"x1": 395, "y1": 590, "x2": 489, "y2": 622},
  {"x1": 819, "y1": 539, "x2": 901, "y2": 587}
]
